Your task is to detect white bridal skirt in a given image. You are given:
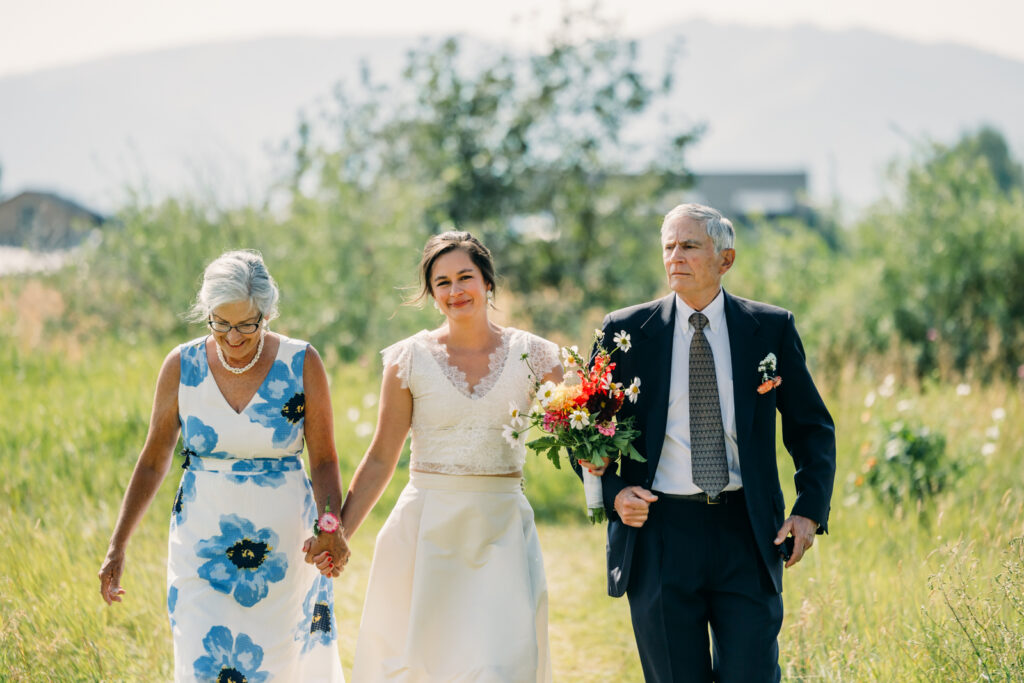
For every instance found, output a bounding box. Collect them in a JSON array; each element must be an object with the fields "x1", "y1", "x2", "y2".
[{"x1": 352, "y1": 471, "x2": 551, "y2": 682}]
